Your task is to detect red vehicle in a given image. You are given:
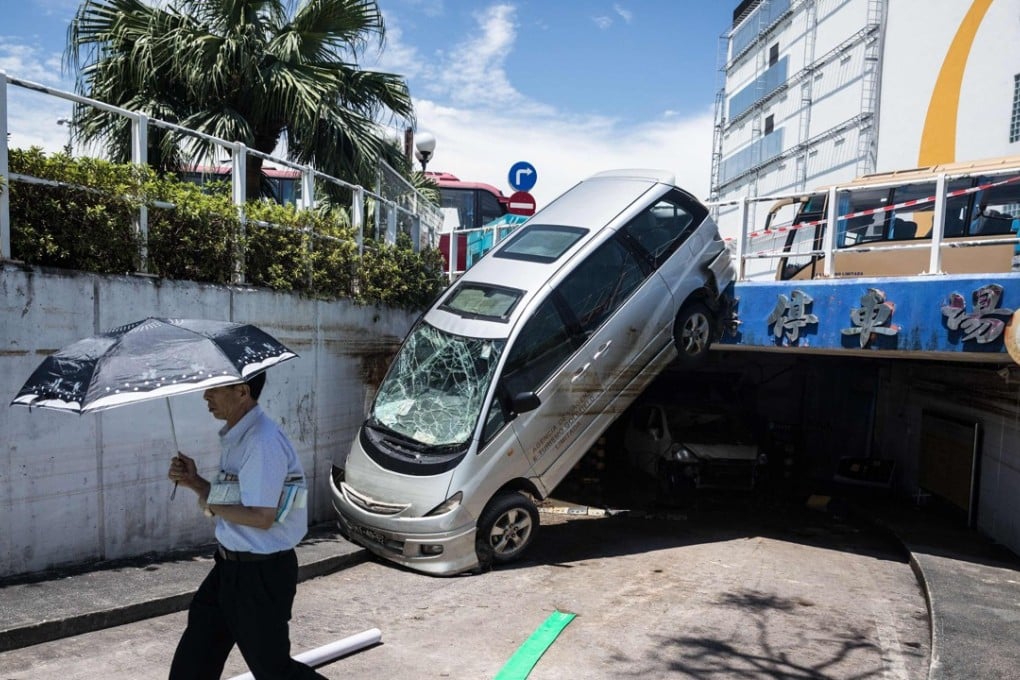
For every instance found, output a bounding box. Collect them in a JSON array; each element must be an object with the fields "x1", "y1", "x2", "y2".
[{"x1": 428, "y1": 172, "x2": 510, "y2": 271}]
